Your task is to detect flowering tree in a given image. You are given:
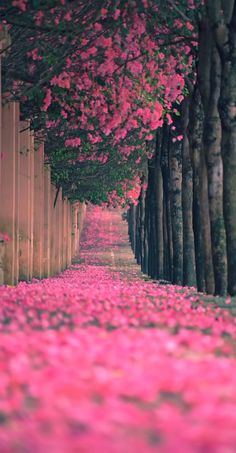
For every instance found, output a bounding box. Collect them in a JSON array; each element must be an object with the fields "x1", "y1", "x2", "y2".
[
  {"x1": 3, "y1": 0, "x2": 236, "y2": 296},
  {"x1": 1, "y1": 0, "x2": 196, "y2": 206}
]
